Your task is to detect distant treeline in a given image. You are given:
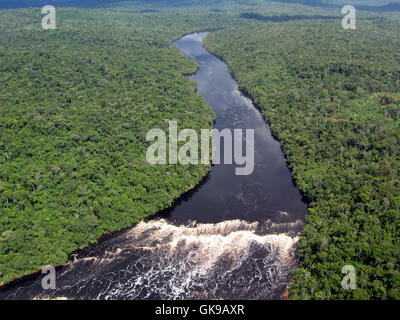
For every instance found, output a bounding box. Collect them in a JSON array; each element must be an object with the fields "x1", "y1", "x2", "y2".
[
  {"x1": 269, "y1": 0, "x2": 400, "y2": 11},
  {"x1": 1, "y1": 0, "x2": 400, "y2": 11},
  {"x1": 0, "y1": 0, "x2": 207, "y2": 10},
  {"x1": 239, "y1": 12, "x2": 339, "y2": 22},
  {"x1": 0, "y1": 0, "x2": 121, "y2": 9},
  {"x1": 239, "y1": 12, "x2": 386, "y2": 23}
]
